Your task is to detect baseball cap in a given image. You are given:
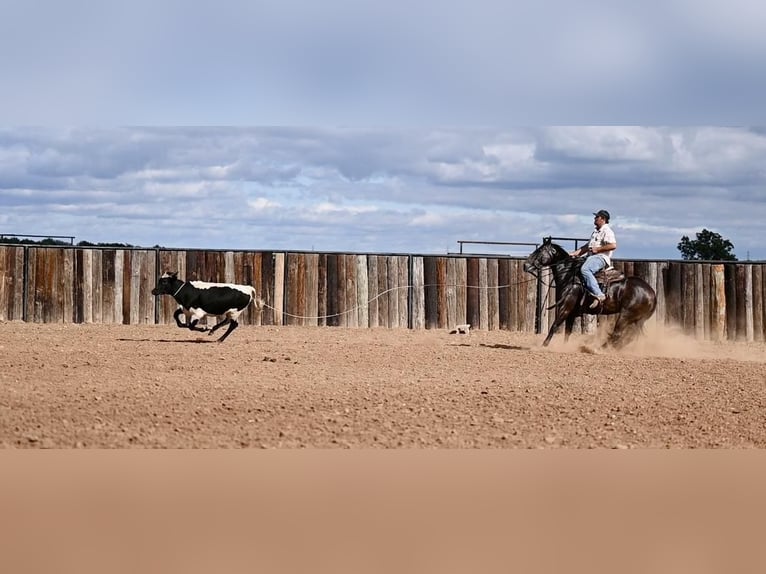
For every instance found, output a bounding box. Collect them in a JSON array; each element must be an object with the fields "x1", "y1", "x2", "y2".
[{"x1": 593, "y1": 209, "x2": 610, "y2": 222}]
